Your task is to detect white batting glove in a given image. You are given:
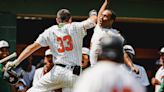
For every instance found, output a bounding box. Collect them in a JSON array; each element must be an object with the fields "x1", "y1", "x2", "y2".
[
  {"x1": 89, "y1": 9, "x2": 97, "y2": 17},
  {"x1": 5, "y1": 59, "x2": 20, "y2": 70}
]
